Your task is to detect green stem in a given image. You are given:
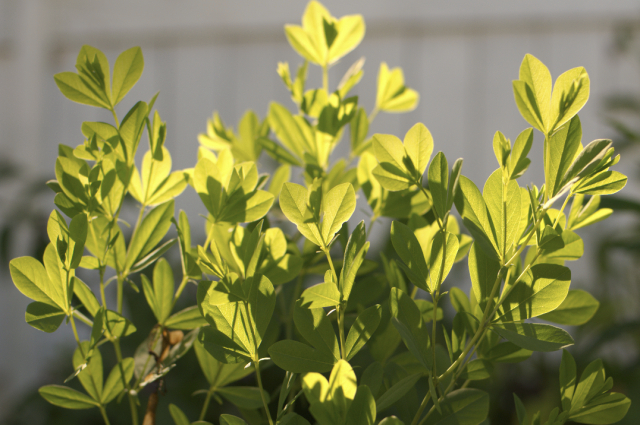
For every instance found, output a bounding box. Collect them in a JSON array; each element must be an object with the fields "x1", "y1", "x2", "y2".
[
  {"x1": 170, "y1": 275, "x2": 190, "y2": 313},
  {"x1": 322, "y1": 247, "x2": 345, "y2": 359},
  {"x1": 117, "y1": 276, "x2": 124, "y2": 315},
  {"x1": 504, "y1": 207, "x2": 547, "y2": 267},
  {"x1": 72, "y1": 310, "x2": 93, "y2": 327},
  {"x1": 99, "y1": 267, "x2": 108, "y2": 310},
  {"x1": 255, "y1": 358, "x2": 274, "y2": 425},
  {"x1": 99, "y1": 405, "x2": 112, "y2": 425},
  {"x1": 553, "y1": 193, "x2": 572, "y2": 229},
  {"x1": 337, "y1": 305, "x2": 346, "y2": 360},
  {"x1": 69, "y1": 314, "x2": 85, "y2": 358},
  {"x1": 110, "y1": 107, "x2": 120, "y2": 128},
  {"x1": 439, "y1": 268, "x2": 504, "y2": 382},
  {"x1": 410, "y1": 389, "x2": 431, "y2": 425},
  {"x1": 199, "y1": 389, "x2": 213, "y2": 421}
]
